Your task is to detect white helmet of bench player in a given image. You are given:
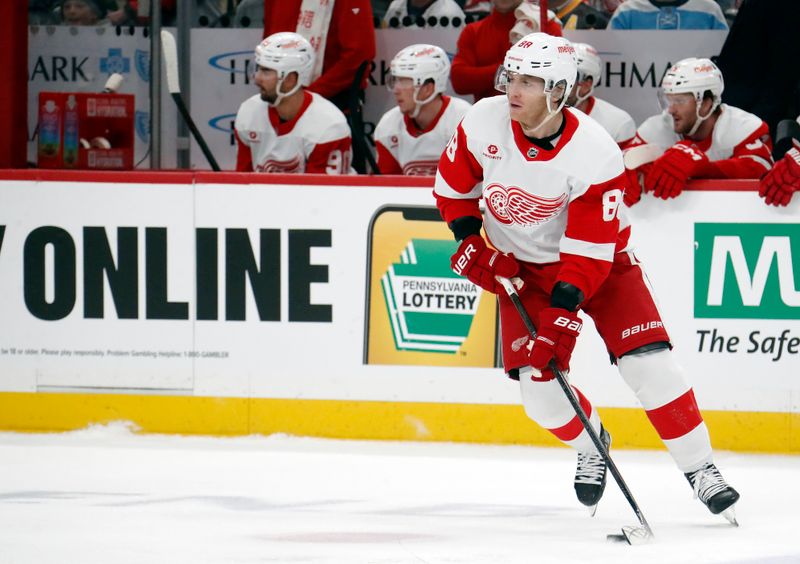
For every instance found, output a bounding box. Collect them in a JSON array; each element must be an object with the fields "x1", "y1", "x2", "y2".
[
  {"x1": 659, "y1": 57, "x2": 724, "y2": 136},
  {"x1": 388, "y1": 44, "x2": 451, "y2": 119},
  {"x1": 254, "y1": 32, "x2": 314, "y2": 107},
  {"x1": 495, "y1": 32, "x2": 578, "y2": 133},
  {"x1": 572, "y1": 42, "x2": 602, "y2": 105}
]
